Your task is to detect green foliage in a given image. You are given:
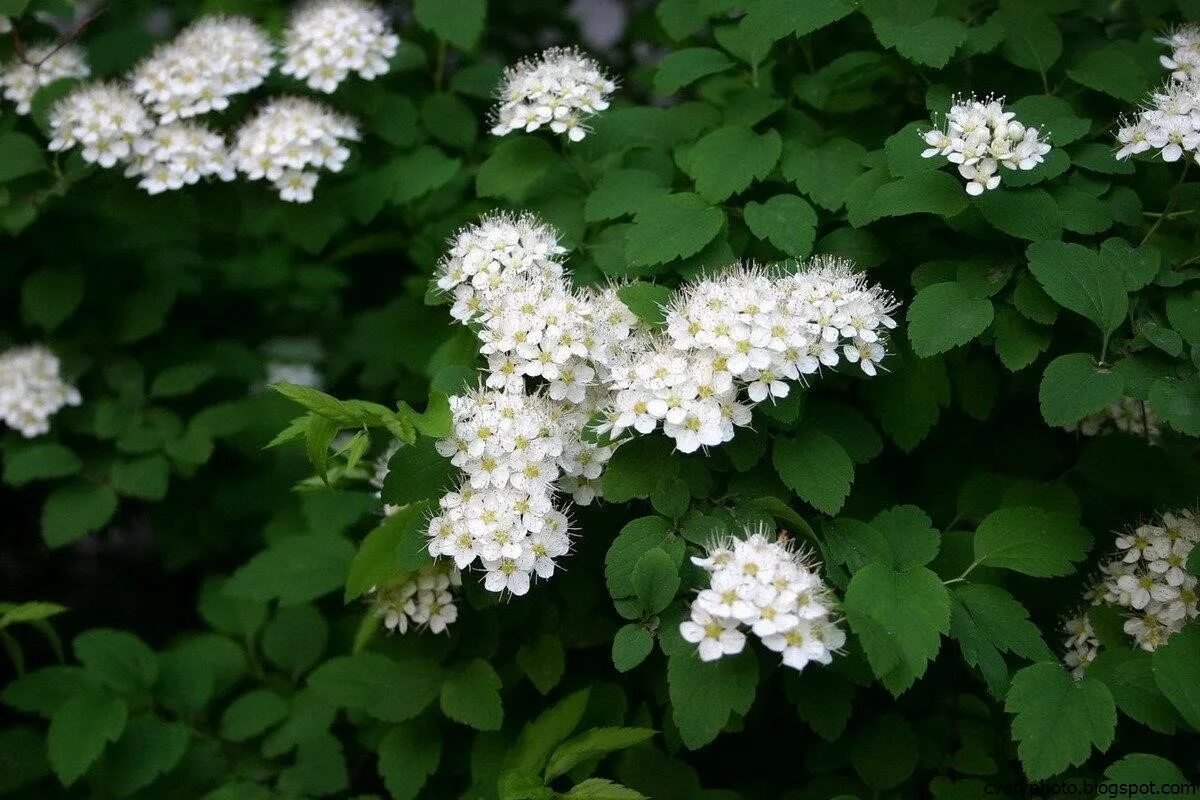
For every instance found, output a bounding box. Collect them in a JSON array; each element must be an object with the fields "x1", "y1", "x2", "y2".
[{"x1": 2, "y1": 0, "x2": 1199, "y2": 796}]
